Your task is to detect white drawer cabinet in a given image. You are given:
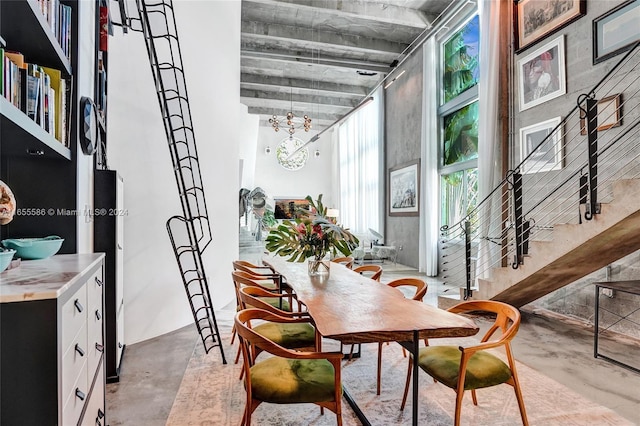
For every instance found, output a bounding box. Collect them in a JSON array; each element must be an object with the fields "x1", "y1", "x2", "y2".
[{"x1": 0, "y1": 254, "x2": 105, "y2": 426}]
